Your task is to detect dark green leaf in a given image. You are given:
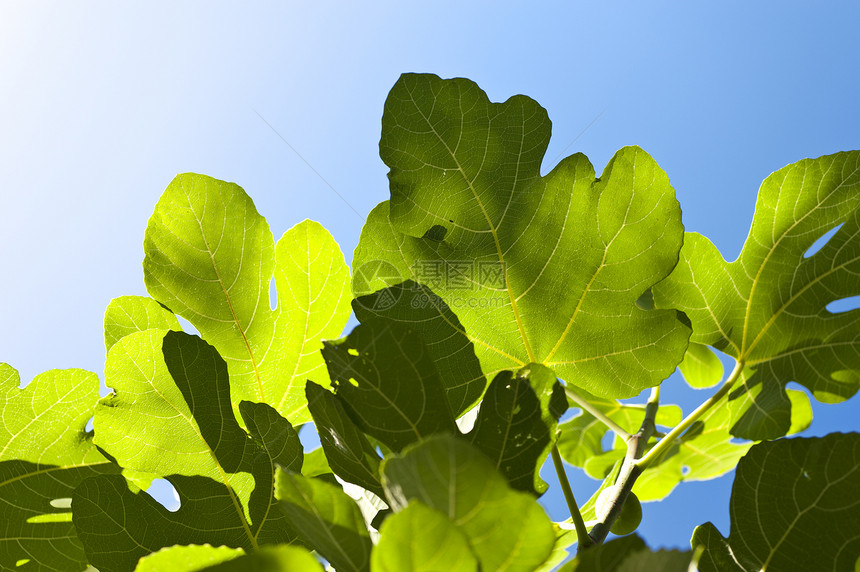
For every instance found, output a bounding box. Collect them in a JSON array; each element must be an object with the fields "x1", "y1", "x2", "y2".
[
  {"x1": 78, "y1": 331, "x2": 297, "y2": 571},
  {"x1": 144, "y1": 175, "x2": 351, "y2": 422},
  {"x1": 353, "y1": 73, "x2": 689, "y2": 399},
  {"x1": 306, "y1": 381, "x2": 384, "y2": 498},
  {"x1": 275, "y1": 469, "x2": 372, "y2": 572},
  {"x1": 693, "y1": 433, "x2": 860, "y2": 572},
  {"x1": 352, "y1": 282, "x2": 487, "y2": 417},
  {"x1": 381, "y1": 434, "x2": 555, "y2": 572},
  {"x1": 321, "y1": 322, "x2": 457, "y2": 452},
  {"x1": 0, "y1": 365, "x2": 120, "y2": 572},
  {"x1": 371, "y1": 502, "x2": 479, "y2": 572},
  {"x1": 467, "y1": 363, "x2": 567, "y2": 494},
  {"x1": 654, "y1": 151, "x2": 860, "y2": 438},
  {"x1": 559, "y1": 535, "x2": 691, "y2": 571}
]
